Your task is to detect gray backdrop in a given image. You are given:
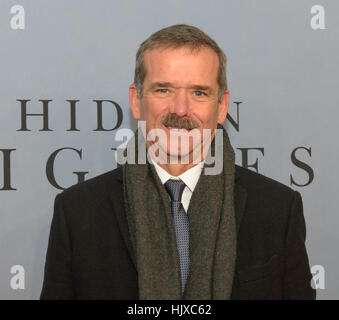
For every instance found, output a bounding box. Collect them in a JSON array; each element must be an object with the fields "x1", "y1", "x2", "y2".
[{"x1": 0, "y1": 0, "x2": 337, "y2": 299}]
